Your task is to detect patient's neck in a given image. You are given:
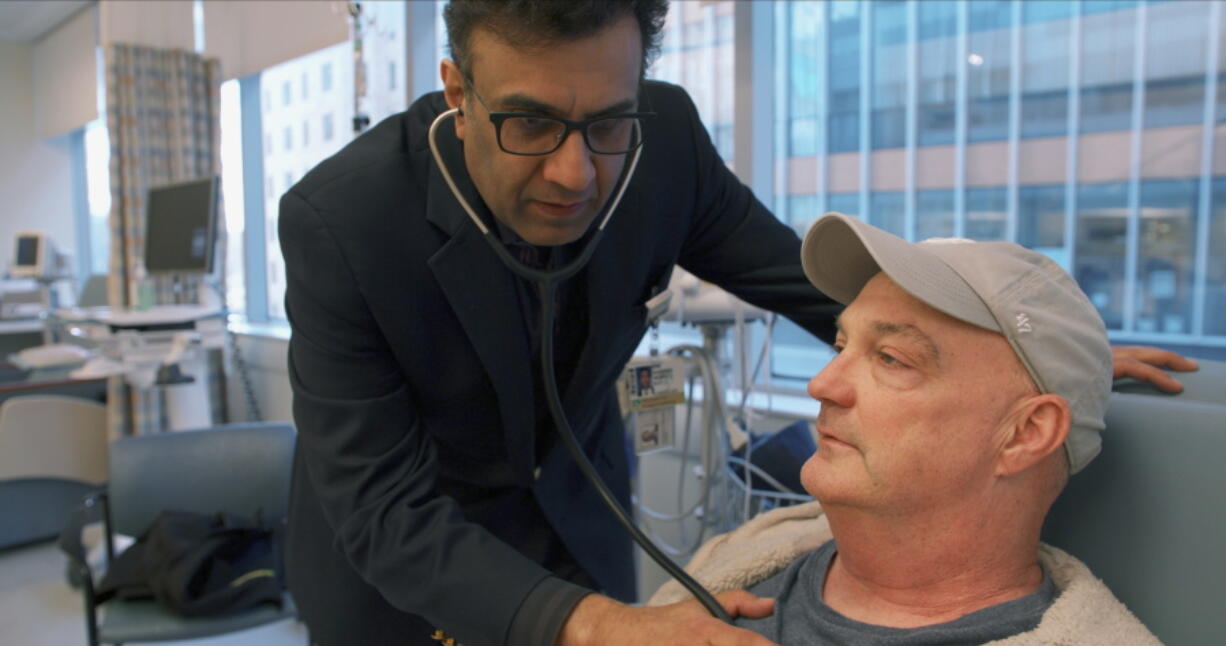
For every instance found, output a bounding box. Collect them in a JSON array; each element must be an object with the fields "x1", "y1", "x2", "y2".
[{"x1": 820, "y1": 496, "x2": 1045, "y2": 628}]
